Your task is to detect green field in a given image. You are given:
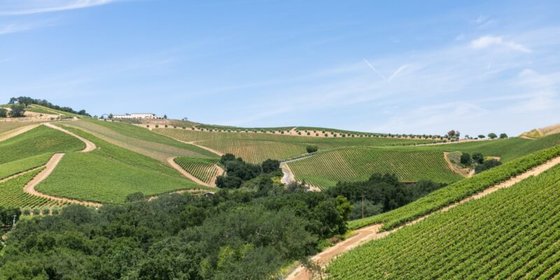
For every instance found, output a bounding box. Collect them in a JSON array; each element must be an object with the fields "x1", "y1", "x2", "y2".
[
  {"x1": 348, "y1": 144, "x2": 560, "y2": 230},
  {"x1": 0, "y1": 126, "x2": 84, "y2": 164},
  {"x1": 63, "y1": 120, "x2": 216, "y2": 162},
  {"x1": 154, "y1": 128, "x2": 433, "y2": 163},
  {"x1": 0, "y1": 170, "x2": 65, "y2": 209},
  {"x1": 288, "y1": 147, "x2": 462, "y2": 187},
  {"x1": 0, "y1": 154, "x2": 51, "y2": 180},
  {"x1": 174, "y1": 157, "x2": 222, "y2": 185},
  {"x1": 36, "y1": 128, "x2": 206, "y2": 204},
  {"x1": 328, "y1": 164, "x2": 560, "y2": 279}
]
